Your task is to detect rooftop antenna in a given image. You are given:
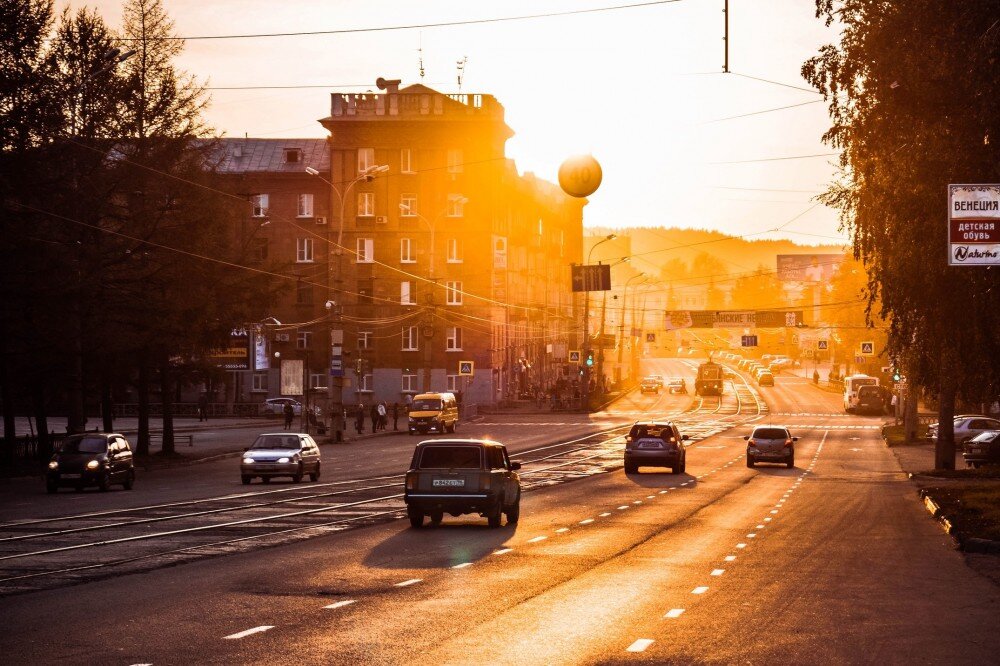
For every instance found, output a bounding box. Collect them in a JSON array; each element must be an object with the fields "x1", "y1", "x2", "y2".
[
  {"x1": 456, "y1": 56, "x2": 468, "y2": 92},
  {"x1": 418, "y1": 33, "x2": 425, "y2": 80}
]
